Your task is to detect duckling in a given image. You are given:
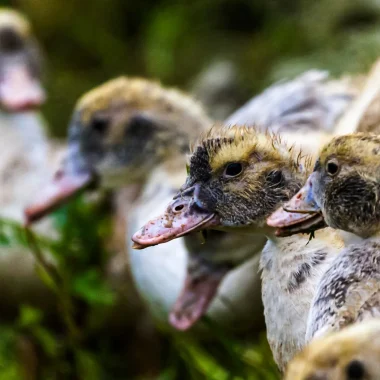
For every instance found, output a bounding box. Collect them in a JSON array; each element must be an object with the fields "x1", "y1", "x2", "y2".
[
  {"x1": 0, "y1": 9, "x2": 69, "y2": 312},
  {"x1": 285, "y1": 319, "x2": 380, "y2": 380},
  {"x1": 0, "y1": 8, "x2": 49, "y2": 220},
  {"x1": 132, "y1": 125, "x2": 344, "y2": 371},
  {"x1": 268, "y1": 133, "x2": 380, "y2": 343},
  {"x1": 0, "y1": 8, "x2": 45, "y2": 113},
  {"x1": 267, "y1": 59, "x2": 380, "y2": 238},
  {"x1": 25, "y1": 70, "x2": 351, "y2": 335}
]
